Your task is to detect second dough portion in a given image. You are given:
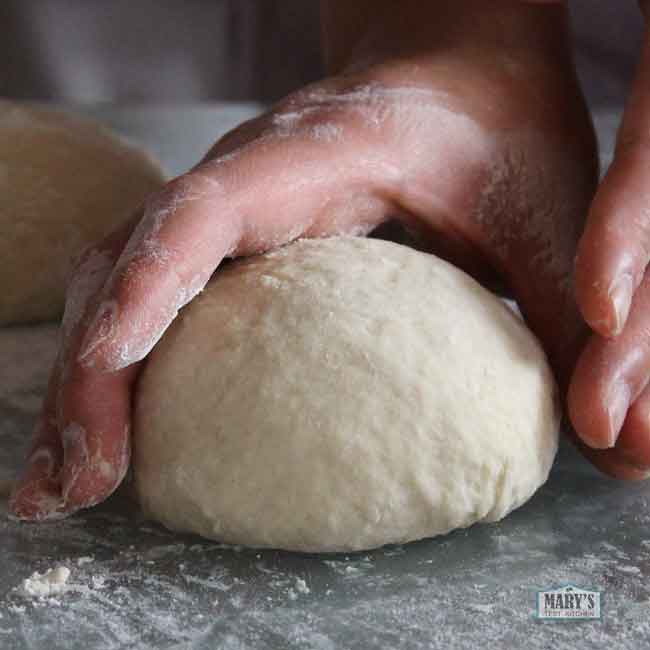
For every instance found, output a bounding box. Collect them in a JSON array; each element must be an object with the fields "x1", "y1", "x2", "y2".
[
  {"x1": 0, "y1": 101, "x2": 165, "y2": 325},
  {"x1": 134, "y1": 237, "x2": 560, "y2": 553}
]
